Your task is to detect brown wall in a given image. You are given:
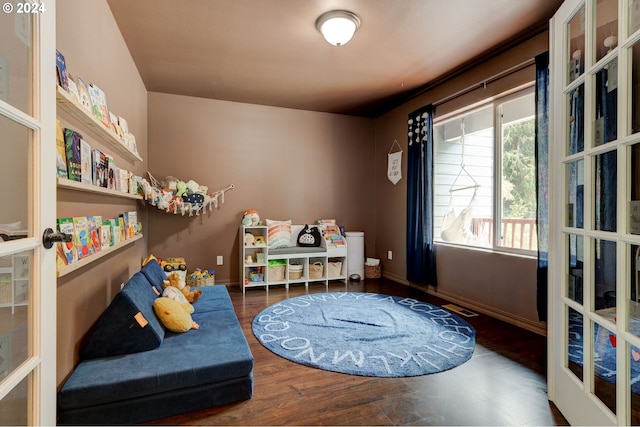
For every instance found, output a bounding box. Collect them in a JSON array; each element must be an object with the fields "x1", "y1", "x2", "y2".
[
  {"x1": 55, "y1": 0, "x2": 148, "y2": 385},
  {"x1": 147, "y1": 92, "x2": 377, "y2": 284},
  {"x1": 374, "y1": 32, "x2": 549, "y2": 332}
]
